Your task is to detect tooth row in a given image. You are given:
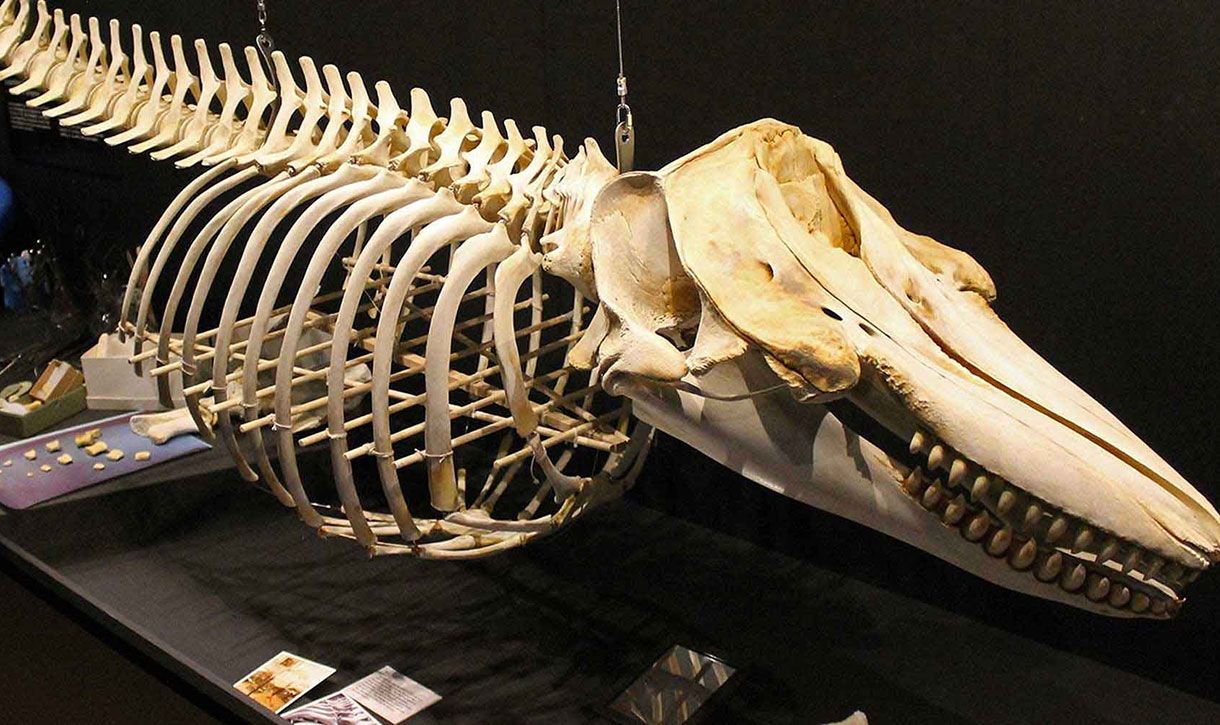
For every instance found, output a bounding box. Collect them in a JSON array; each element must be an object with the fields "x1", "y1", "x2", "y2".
[{"x1": 904, "y1": 430, "x2": 1193, "y2": 617}]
